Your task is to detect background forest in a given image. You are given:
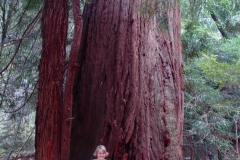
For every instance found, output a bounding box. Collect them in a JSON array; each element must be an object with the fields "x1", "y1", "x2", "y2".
[{"x1": 0, "y1": 0, "x2": 240, "y2": 159}]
